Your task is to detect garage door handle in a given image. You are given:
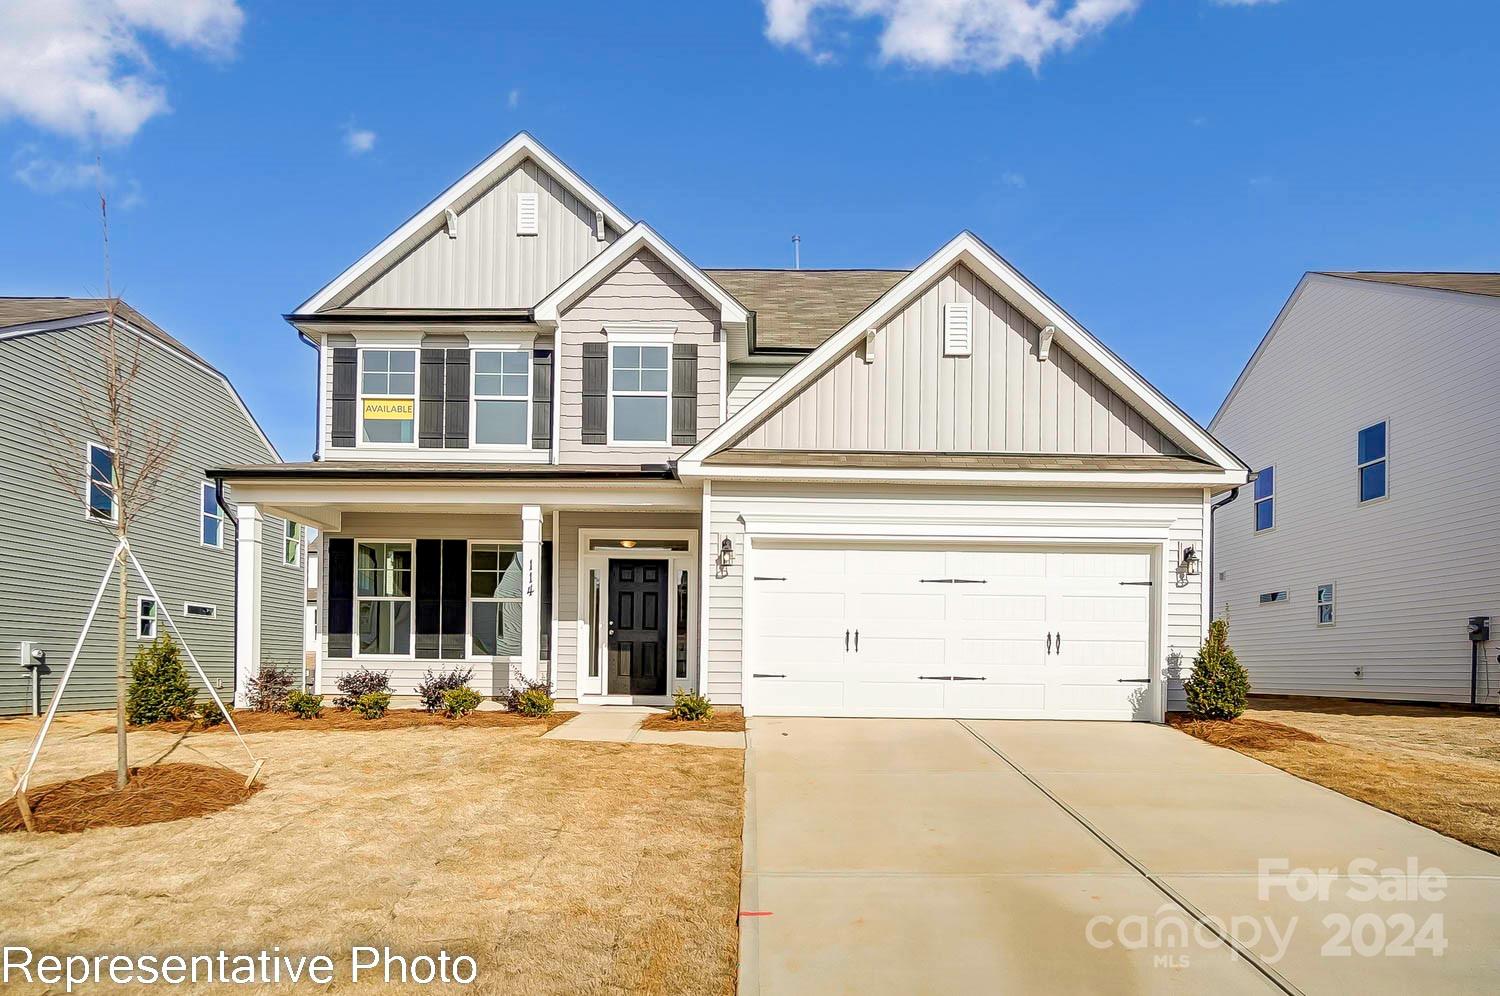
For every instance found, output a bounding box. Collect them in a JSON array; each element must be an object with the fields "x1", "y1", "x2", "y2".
[
  {"x1": 950, "y1": 676, "x2": 986, "y2": 682},
  {"x1": 854, "y1": 629, "x2": 859, "y2": 652},
  {"x1": 753, "y1": 673, "x2": 787, "y2": 679},
  {"x1": 1045, "y1": 632, "x2": 1052, "y2": 655},
  {"x1": 1116, "y1": 678, "x2": 1151, "y2": 683},
  {"x1": 845, "y1": 629, "x2": 850, "y2": 651}
]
